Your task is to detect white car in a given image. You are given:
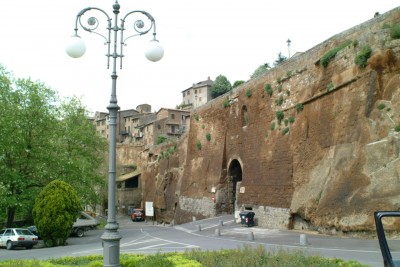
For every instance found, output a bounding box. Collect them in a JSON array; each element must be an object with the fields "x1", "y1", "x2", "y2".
[{"x1": 0, "y1": 228, "x2": 38, "y2": 250}]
